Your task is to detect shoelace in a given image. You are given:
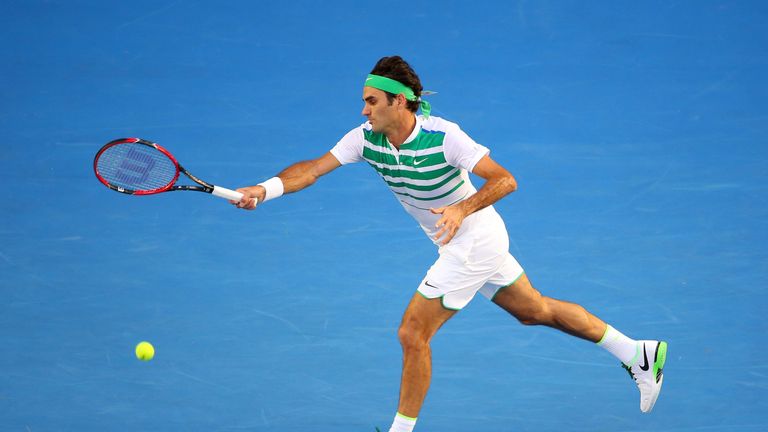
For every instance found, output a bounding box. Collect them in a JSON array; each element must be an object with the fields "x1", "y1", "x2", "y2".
[{"x1": 622, "y1": 363, "x2": 638, "y2": 382}]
